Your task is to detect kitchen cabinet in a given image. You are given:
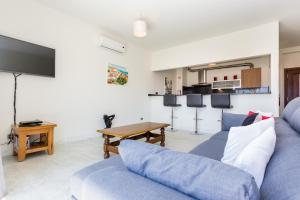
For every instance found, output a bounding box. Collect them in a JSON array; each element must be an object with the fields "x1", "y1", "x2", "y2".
[{"x1": 241, "y1": 68, "x2": 261, "y2": 88}]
